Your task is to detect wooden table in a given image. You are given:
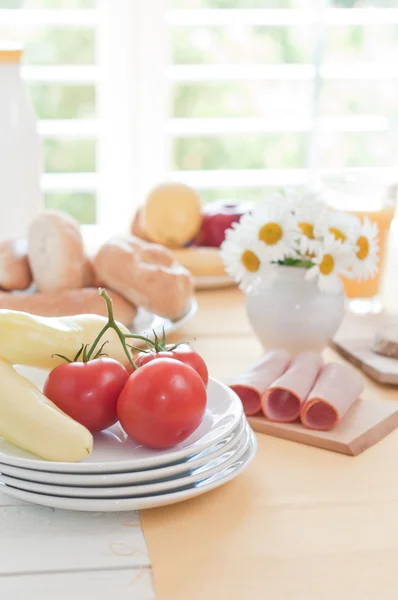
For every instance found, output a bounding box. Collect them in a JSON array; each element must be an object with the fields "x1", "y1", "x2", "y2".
[{"x1": 1, "y1": 281, "x2": 398, "y2": 599}]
